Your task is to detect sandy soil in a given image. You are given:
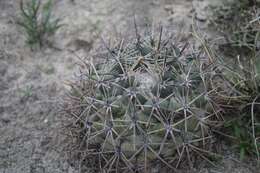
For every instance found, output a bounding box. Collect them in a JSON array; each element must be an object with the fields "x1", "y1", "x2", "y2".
[{"x1": 0, "y1": 0, "x2": 258, "y2": 172}]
